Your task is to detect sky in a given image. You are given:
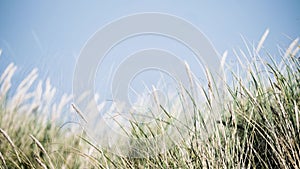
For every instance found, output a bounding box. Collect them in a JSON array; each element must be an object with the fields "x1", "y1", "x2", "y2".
[{"x1": 0, "y1": 0, "x2": 299, "y2": 98}]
